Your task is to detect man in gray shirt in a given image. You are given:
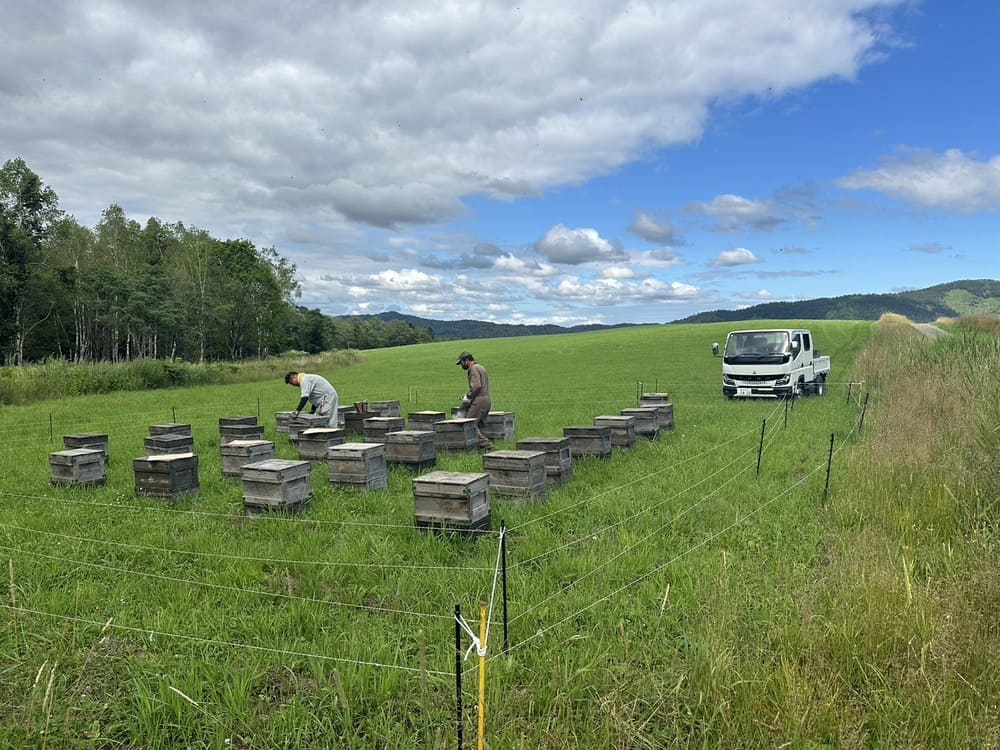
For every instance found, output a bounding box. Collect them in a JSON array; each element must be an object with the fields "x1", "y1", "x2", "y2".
[
  {"x1": 285, "y1": 371, "x2": 339, "y2": 427},
  {"x1": 456, "y1": 352, "x2": 492, "y2": 450}
]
